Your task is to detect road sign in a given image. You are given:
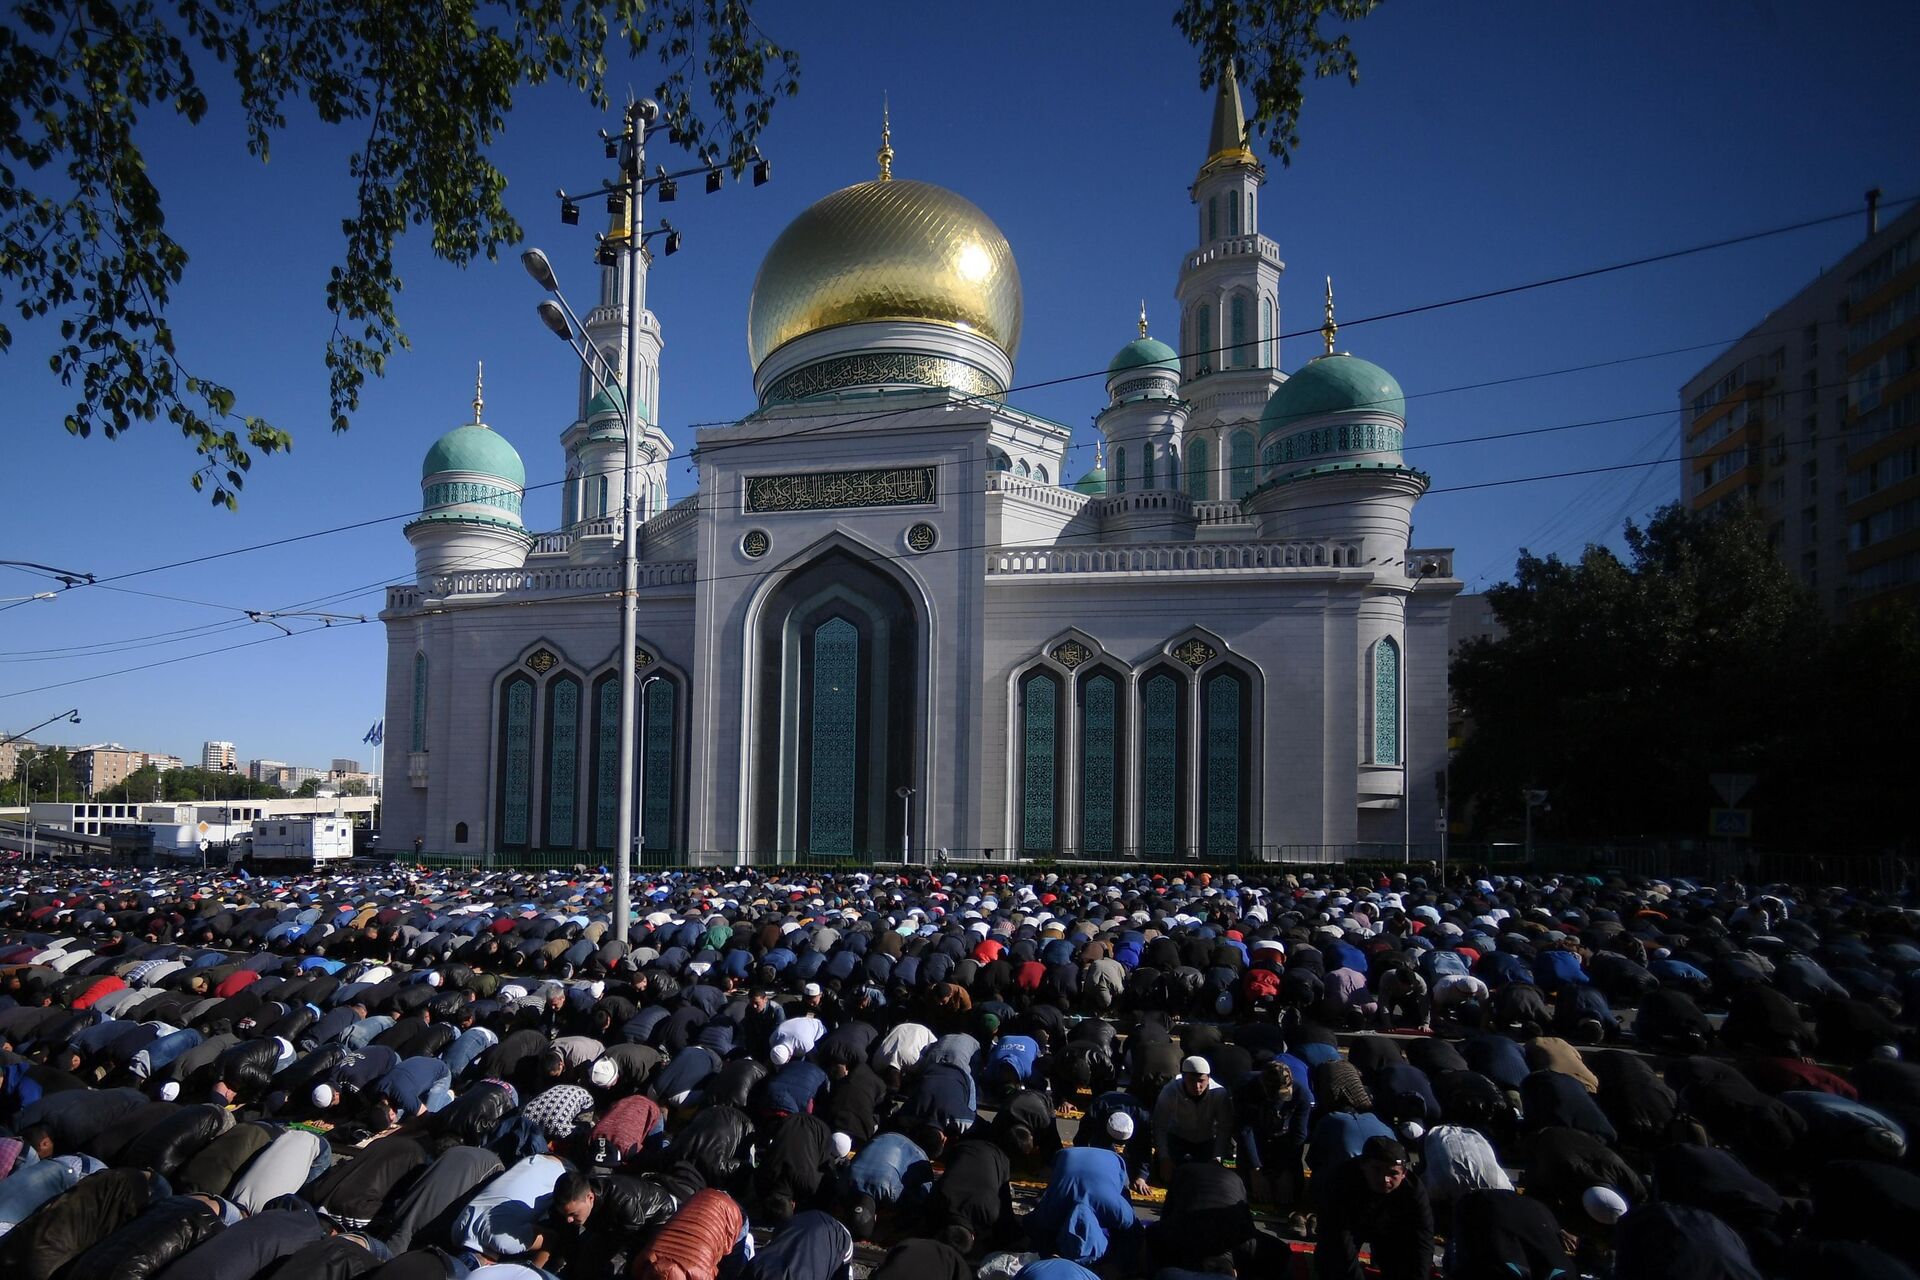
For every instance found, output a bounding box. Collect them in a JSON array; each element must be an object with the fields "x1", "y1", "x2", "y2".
[
  {"x1": 1709, "y1": 808, "x2": 1753, "y2": 838},
  {"x1": 1710, "y1": 772, "x2": 1756, "y2": 807}
]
